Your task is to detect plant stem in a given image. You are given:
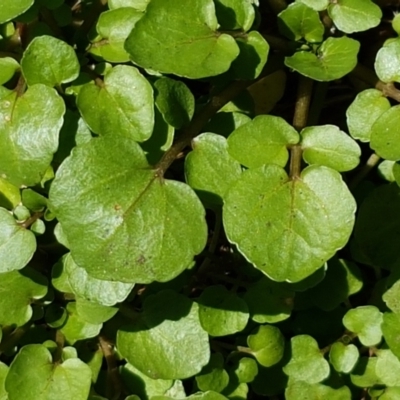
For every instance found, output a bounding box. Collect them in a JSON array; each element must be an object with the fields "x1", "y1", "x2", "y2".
[
  {"x1": 349, "y1": 153, "x2": 381, "y2": 189},
  {"x1": 18, "y1": 211, "x2": 44, "y2": 229},
  {"x1": 14, "y1": 74, "x2": 26, "y2": 97},
  {"x1": 211, "y1": 340, "x2": 253, "y2": 355},
  {"x1": 53, "y1": 330, "x2": 65, "y2": 364}
]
